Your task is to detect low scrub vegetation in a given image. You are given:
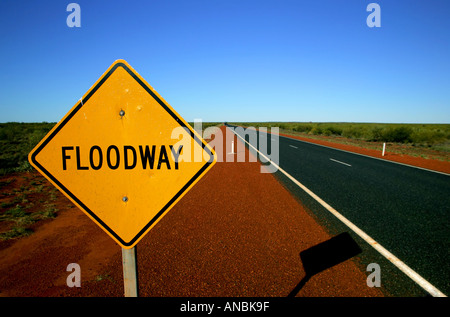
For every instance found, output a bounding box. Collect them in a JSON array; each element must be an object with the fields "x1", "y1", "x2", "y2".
[
  {"x1": 0, "y1": 173, "x2": 60, "y2": 241},
  {"x1": 232, "y1": 122, "x2": 450, "y2": 150},
  {"x1": 0, "y1": 121, "x2": 222, "y2": 175},
  {"x1": 0, "y1": 122, "x2": 55, "y2": 175},
  {"x1": 1, "y1": 121, "x2": 448, "y2": 176}
]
